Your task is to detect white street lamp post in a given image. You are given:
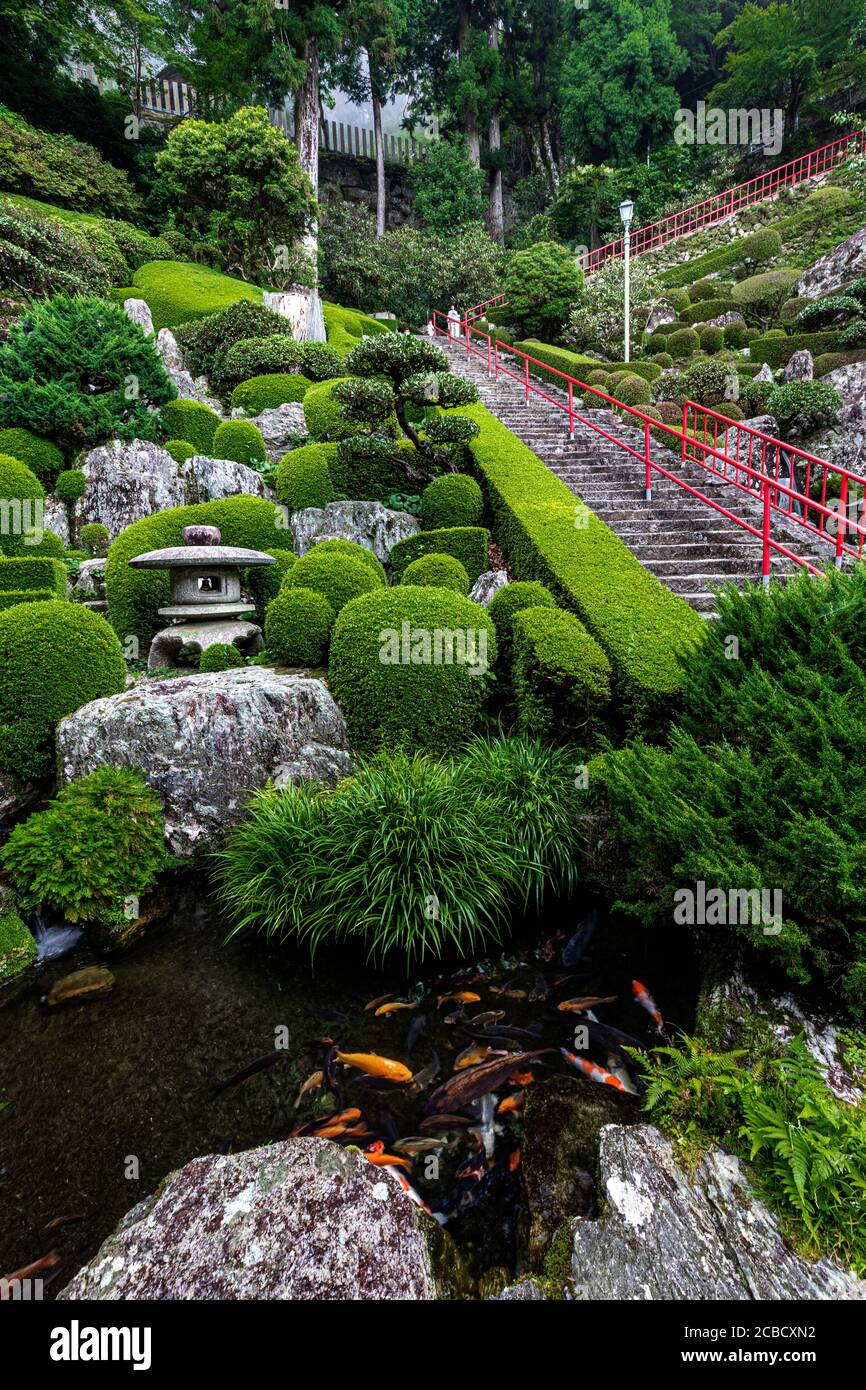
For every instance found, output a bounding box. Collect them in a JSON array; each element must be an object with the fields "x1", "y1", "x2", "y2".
[{"x1": 620, "y1": 198, "x2": 634, "y2": 364}]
